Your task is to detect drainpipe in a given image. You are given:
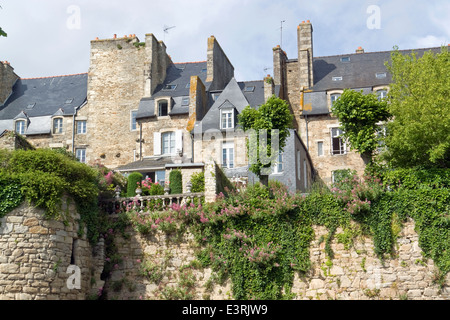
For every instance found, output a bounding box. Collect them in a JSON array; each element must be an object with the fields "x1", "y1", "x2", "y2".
[
  {"x1": 305, "y1": 114, "x2": 309, "y2": 151},
  {"x1": 139, "y1": 122, "x2": 143, "y2": 161},
  {"x1": 72, "y1": 100, "x2": 87, "y2": 154}
]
